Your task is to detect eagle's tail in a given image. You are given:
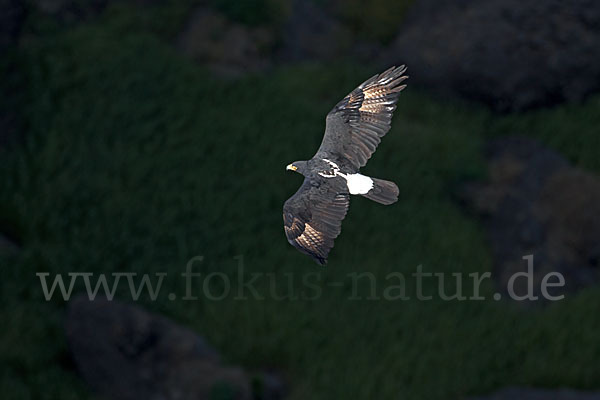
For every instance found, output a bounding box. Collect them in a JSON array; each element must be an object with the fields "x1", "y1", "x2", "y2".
[{"x1": 361, "y1": 178, "x2": 399, "y2": 205}]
